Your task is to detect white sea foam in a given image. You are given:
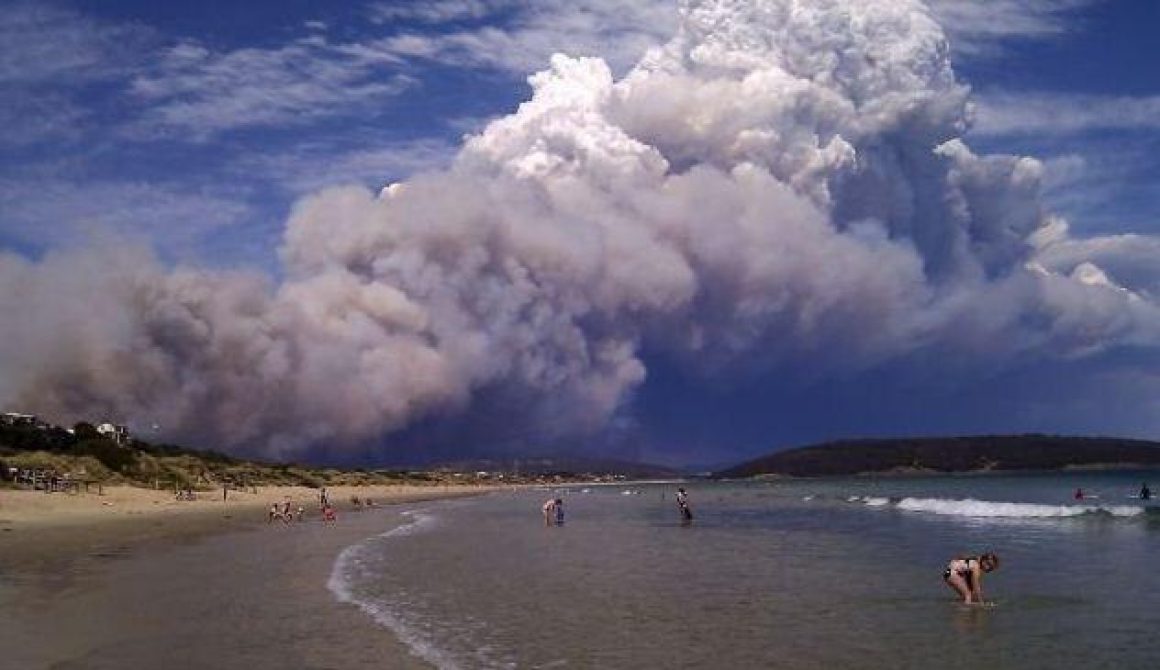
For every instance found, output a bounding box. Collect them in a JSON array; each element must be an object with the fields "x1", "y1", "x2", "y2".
[
  {"x1": 885, "y1": 497, "x2": 1145, "y2": 518},
  {"x1": 327, "y1": 510, "x2": 462, "y2": 670},
  {"x1": 862, "y1": 497, "x2": 891, "y2": 507}
]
